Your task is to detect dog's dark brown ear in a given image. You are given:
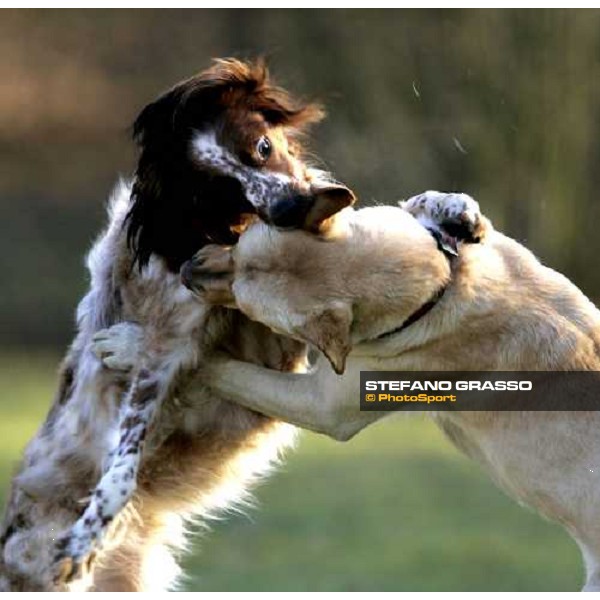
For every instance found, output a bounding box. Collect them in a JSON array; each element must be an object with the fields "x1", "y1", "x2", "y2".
[
  {"x1": 127, "y1": 73, "x2": 247, "y2": 271},
  {"x1": 304, "y1": 184, "x2": 356, "y2": 234},
  {"x1": 299, "y1": 303, "x2": 353, "y2": 374}
]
